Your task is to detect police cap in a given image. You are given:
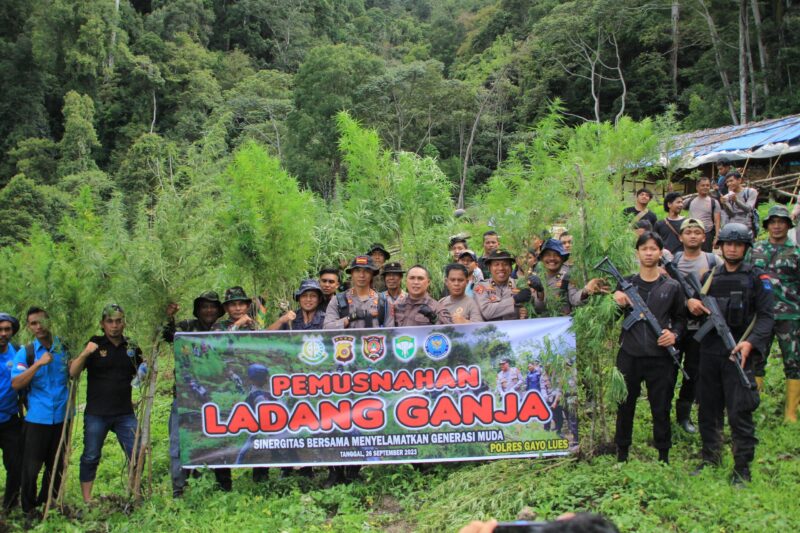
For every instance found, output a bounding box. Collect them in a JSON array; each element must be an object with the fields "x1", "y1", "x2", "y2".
[{"x1": 484, "y1": 249, "x2": 514, "y2": 264}]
